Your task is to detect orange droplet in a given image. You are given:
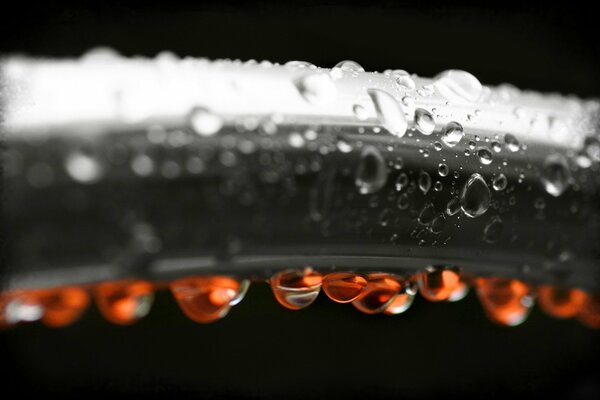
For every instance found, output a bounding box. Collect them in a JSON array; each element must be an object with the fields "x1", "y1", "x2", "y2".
[
  {"x1": 95, "y1": 280, "x2": 154, "y2": 325},
  {"x1": 448, "y1": 278, "x2": 470, "y2": 302},
  {"x1": 577, "y1": 293, "x2": 600, "y2": 329},
  {"x1": 270, "y1": 268, "x2": 323, "y2": 310},
  {"x1": 353, "y1": 273, "x2": 401, "y2": 314},
  {"x1": 538, "y1": 286, "x2": 586, "y2": 319},
  {"x1": 419, "y1": 266, "x2": 461, "y2": 302},
  {"x1": 38, "y1": 287, "x2": 90, "y2": 328},
  {"x1": 170, "y1": 276, "x2": 241, "y2": 323},
  {"x1": 476, "y1": 277, "x2": 533, "y2": 326},
  {"x1": 322, "y1": 272, "x2": 367, "y2": 303}
]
